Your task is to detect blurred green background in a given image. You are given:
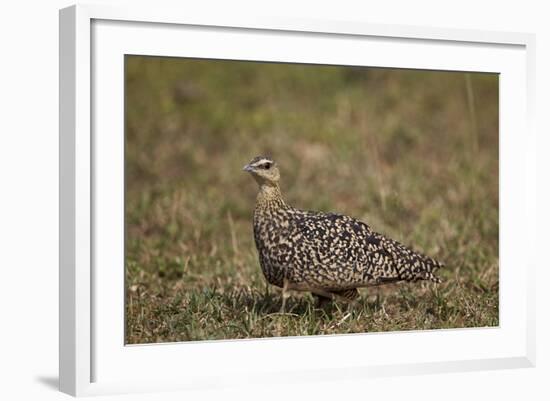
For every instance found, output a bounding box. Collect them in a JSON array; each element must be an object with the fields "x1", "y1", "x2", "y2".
[{"x1": 125, "y1": 56, "x2": 499, "y2": 344}]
